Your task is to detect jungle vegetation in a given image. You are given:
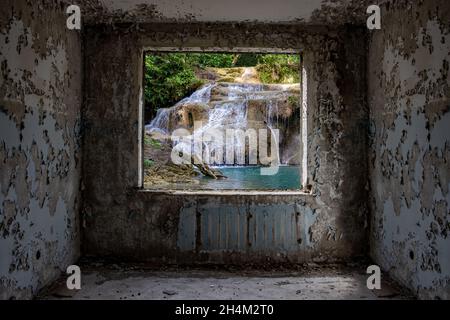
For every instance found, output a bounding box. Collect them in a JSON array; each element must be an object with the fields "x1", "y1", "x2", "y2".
[{"x1": 144, "y1": 53, "x2": 300, "y2": 119}]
